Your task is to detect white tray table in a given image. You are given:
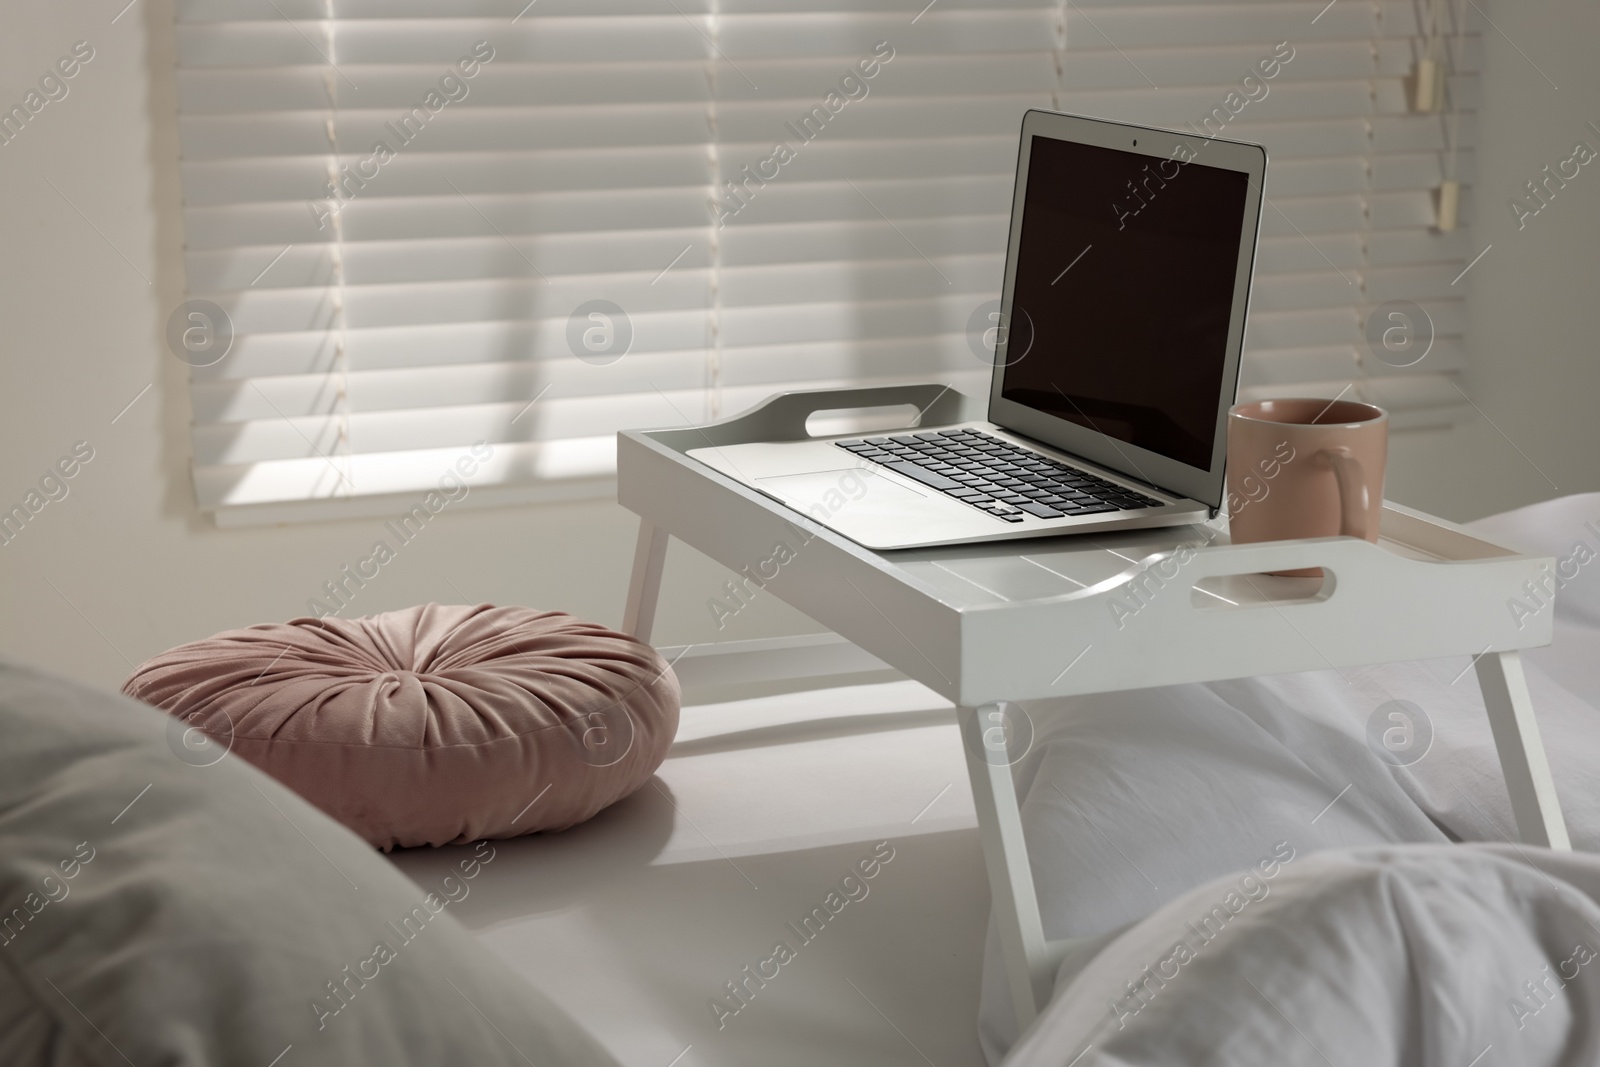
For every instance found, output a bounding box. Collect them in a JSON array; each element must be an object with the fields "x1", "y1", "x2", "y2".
[{"x1": 616, "y1": 384, "x2": 1570, "y2": 1031}]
